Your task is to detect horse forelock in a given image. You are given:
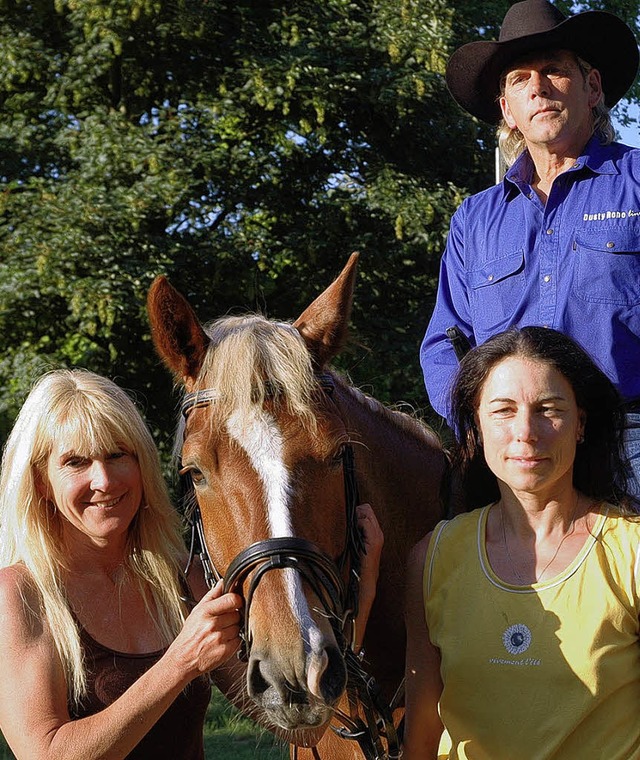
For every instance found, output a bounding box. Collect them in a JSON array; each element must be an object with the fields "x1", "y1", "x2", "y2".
[{"x1": 190, "y1": 314, "x2": 319, "y2": 433}]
